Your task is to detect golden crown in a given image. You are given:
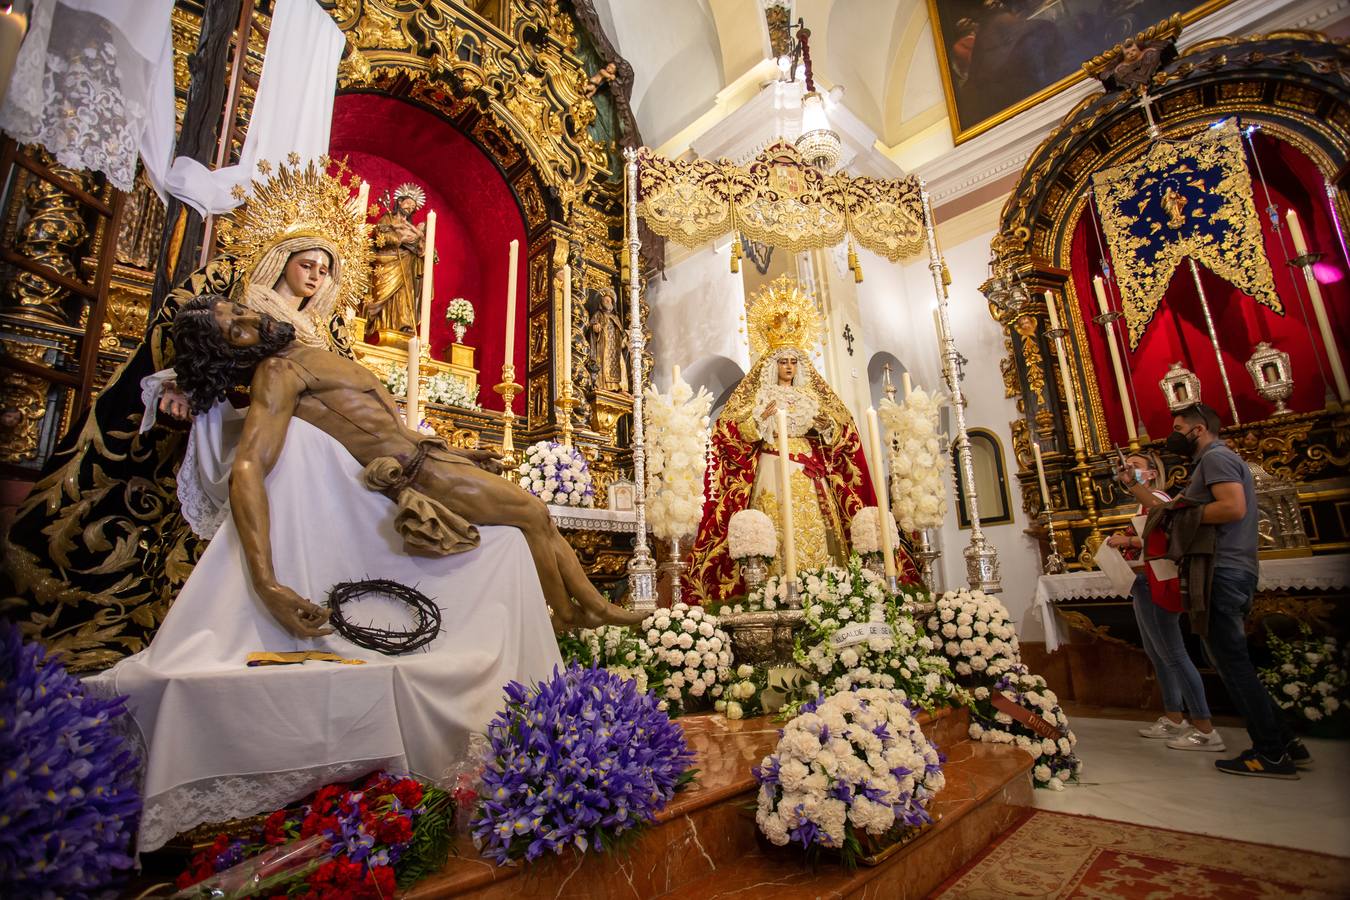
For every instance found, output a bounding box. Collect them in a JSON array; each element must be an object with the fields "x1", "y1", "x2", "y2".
[
  {"x1": 746, "y1": 275, "x2": 824, "y2": 360},
  {"x1": 217, "y1": 153, "x2": 372, "y2": 314}
]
